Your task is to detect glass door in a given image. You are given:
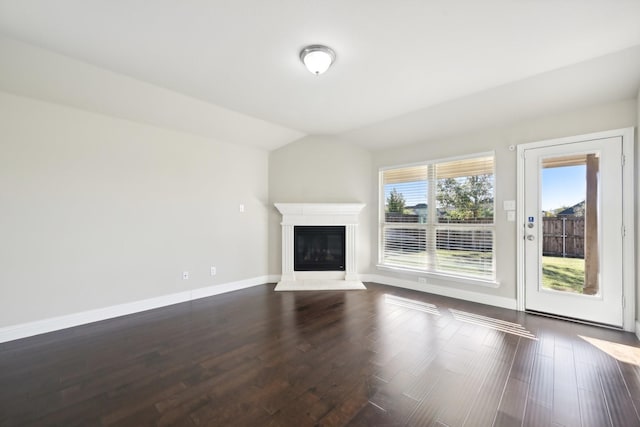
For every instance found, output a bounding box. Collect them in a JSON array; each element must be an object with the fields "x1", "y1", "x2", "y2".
[{"x1": 523, "y1": 137, "x2": 623, "y2": 327}]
